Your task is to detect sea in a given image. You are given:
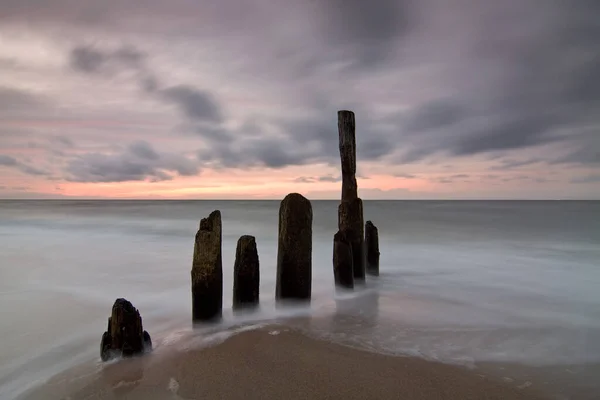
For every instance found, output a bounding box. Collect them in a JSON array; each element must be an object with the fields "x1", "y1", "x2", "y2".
[{"x1": 0, "y1": 200, "x2": 599, "y2": 399}]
